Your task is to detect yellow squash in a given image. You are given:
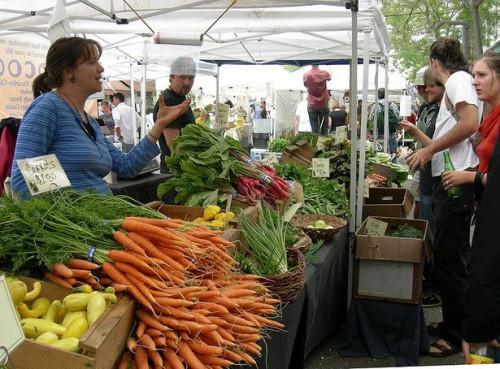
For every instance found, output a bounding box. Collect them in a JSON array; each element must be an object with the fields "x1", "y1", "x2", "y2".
[
  {"x1": 63, "y1": 293, "x2": 91, "y2": 311},
  {"x1": 49, "y1": 337, "x2": 80, "y2": 352},
  {"x1": 21, "y1": 318, "x2": 66, "y2": 338},
  {"x1": 18, "y1": 297, "x2": 51, "y2": 319},
  {"x1": 61, "y1": 311, "x2": 87, "y2": 328},
  {"x1": 8, "y1": 280, "x2": 28, "y2": 306},
  {"x1": 35, "y1": 332, "x2": 59, "y2": 345},
  {"x1": 23, "y1": 281, "x2": 42, "y2": 302},
  {"x1": 43, "y1": 300, "x2": 62, "y2": 322},
  {"x1": 62, "y1": 316, "x2": 88, "y2": 339},
  {"x1": 87, "y1": 292, "x2": 107, "y2": 326}
]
